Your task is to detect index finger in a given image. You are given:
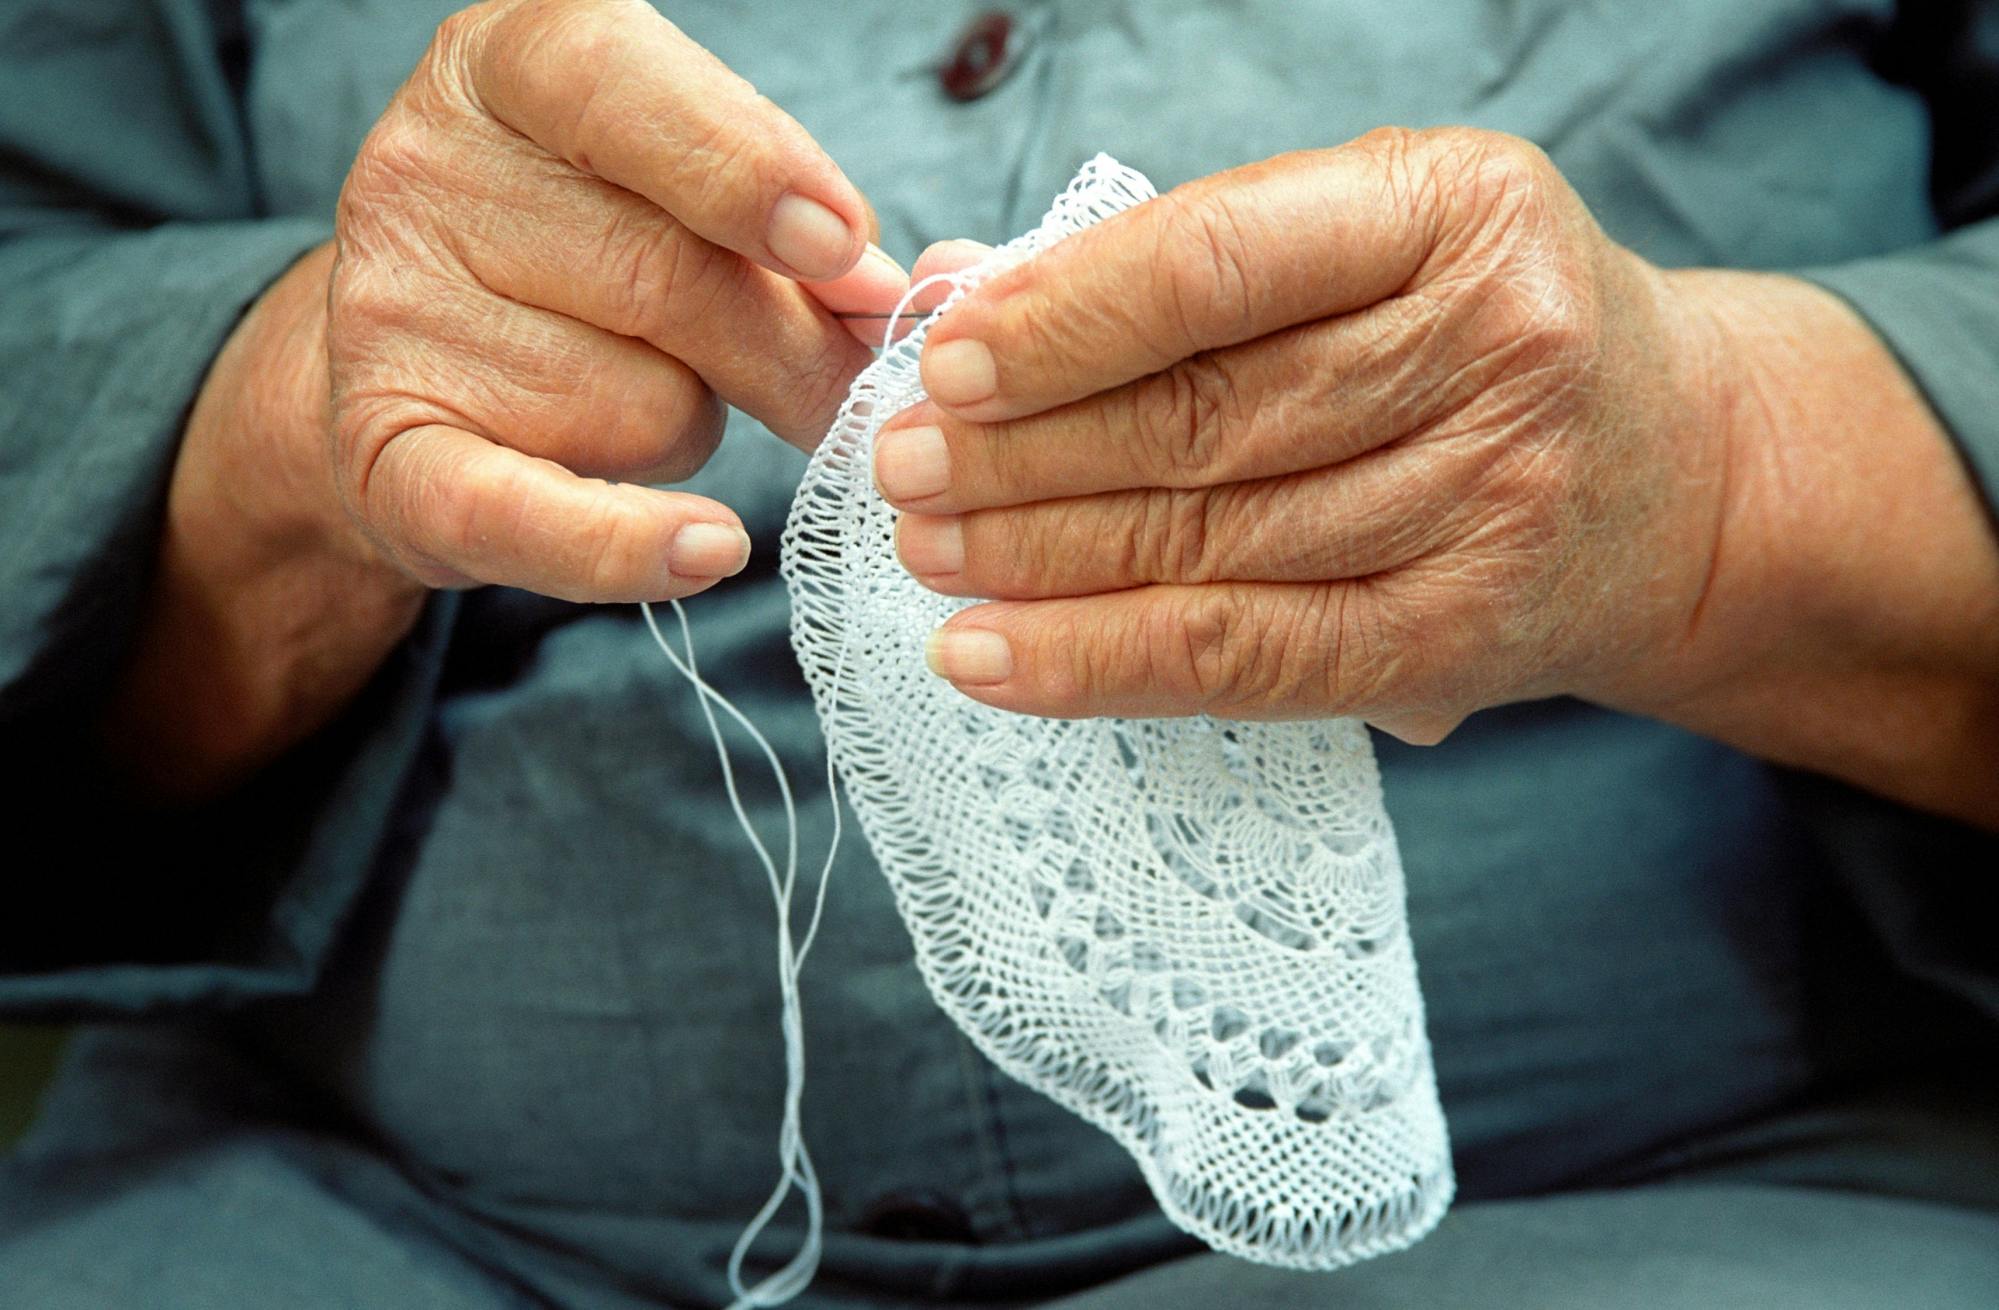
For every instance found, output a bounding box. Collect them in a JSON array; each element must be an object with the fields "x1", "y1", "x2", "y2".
[
  {"x1": 462, "y1": 0, "x2": 872, "y2": 281},
  {"x1": 916, "y1": 132, "x2": 1450, "y2": 423}
]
